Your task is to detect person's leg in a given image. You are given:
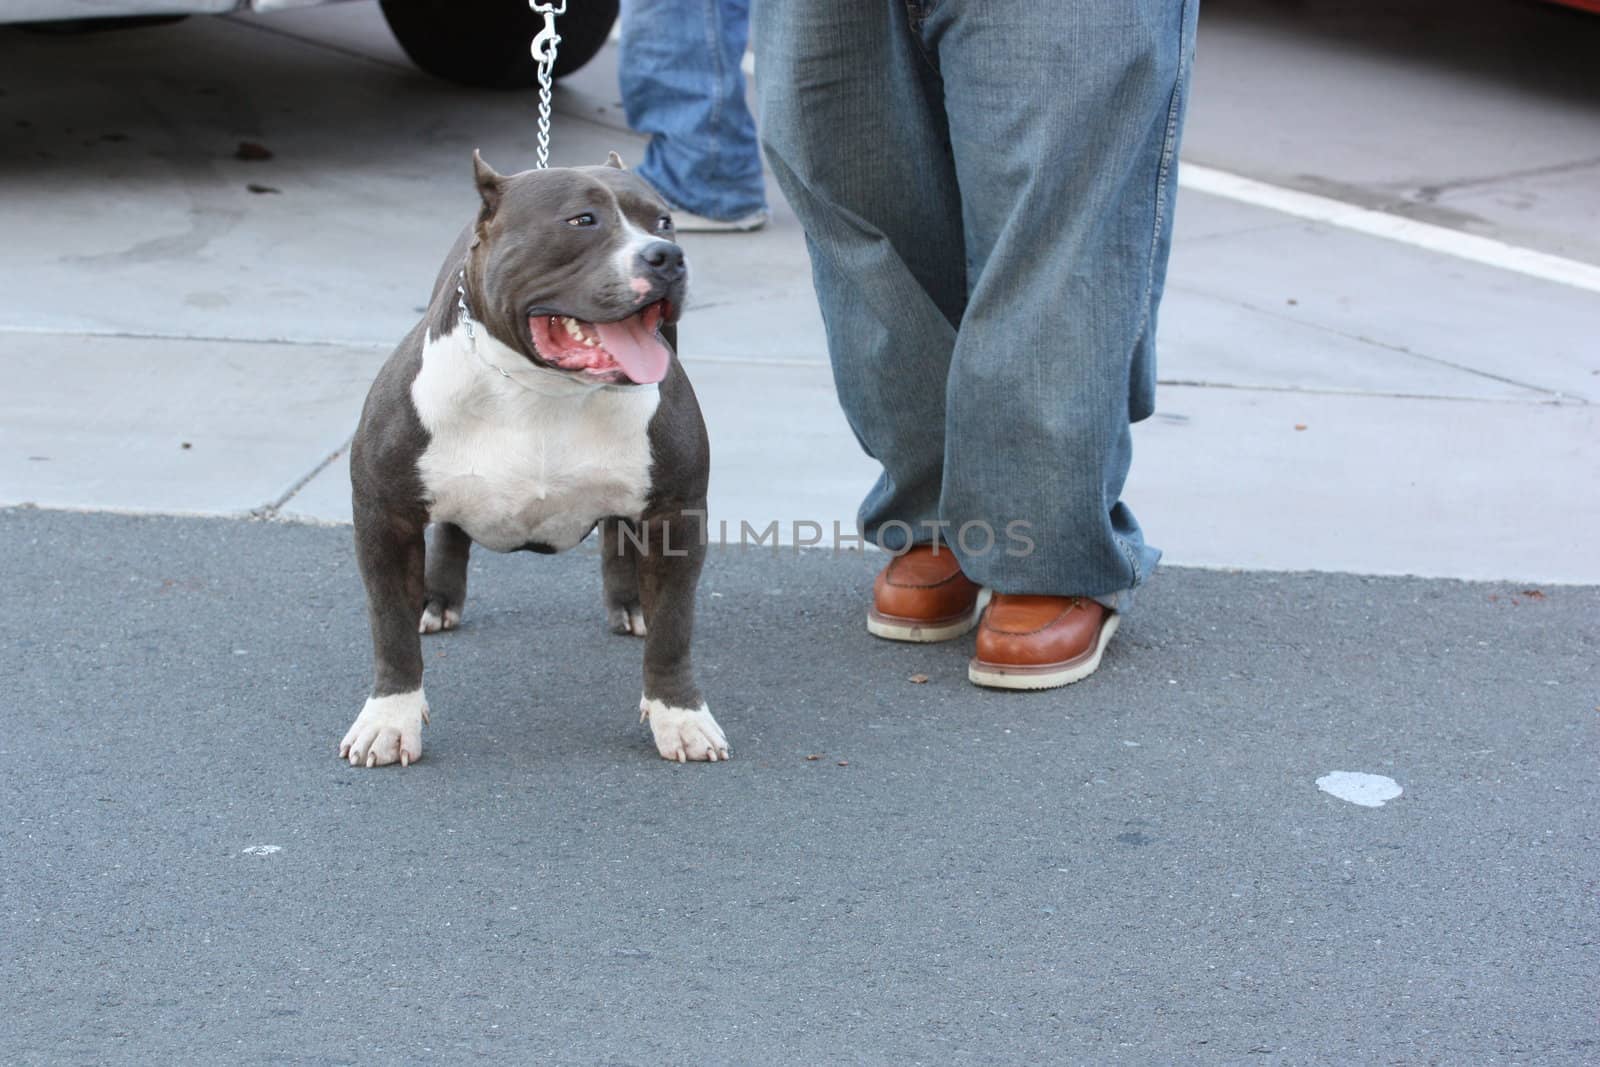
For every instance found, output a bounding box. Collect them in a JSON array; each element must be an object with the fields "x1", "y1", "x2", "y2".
[
  {"x1": 752, "y1": 0, "x2": 966, "y2": 548},
  {"x1": 924, "y1": 0, "x2": 1199, "y2": 608},
  {"x1": 619, "y1": 0, "x2": 767, "y2": 222}
]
